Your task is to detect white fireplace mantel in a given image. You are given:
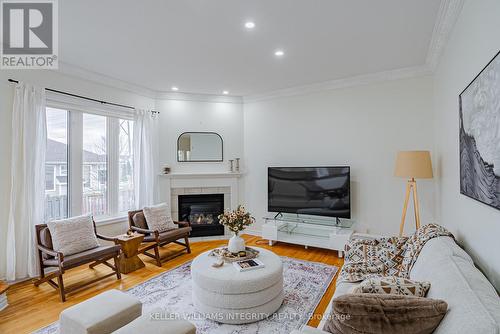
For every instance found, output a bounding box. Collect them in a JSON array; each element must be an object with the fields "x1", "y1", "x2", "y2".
[
  {"x1": 159, "y1": 172, "x2": 243, "y2": 215},
  {"x1": 160, "y1": 172, "x2": 244, "y2": 179}
]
